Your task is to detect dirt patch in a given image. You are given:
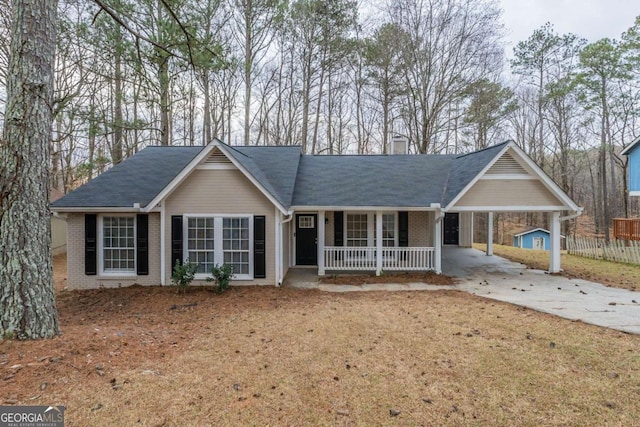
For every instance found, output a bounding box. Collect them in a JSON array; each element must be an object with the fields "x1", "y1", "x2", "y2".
[{"x1": 319, "y1": 271, "x2": 456, "y2": 286}]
